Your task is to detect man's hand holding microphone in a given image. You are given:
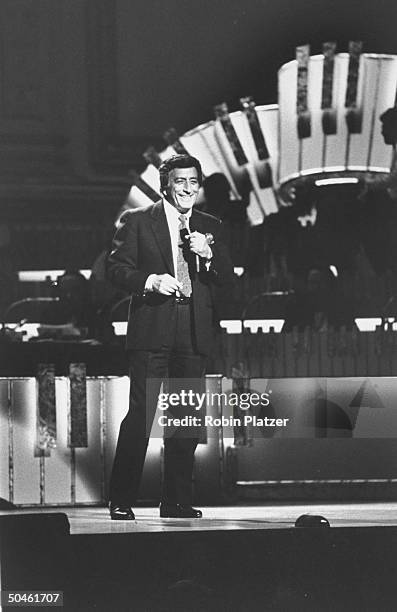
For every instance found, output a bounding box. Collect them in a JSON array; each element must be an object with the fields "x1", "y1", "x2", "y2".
[{"x1": 147, "y1": 231, "x2": 213, "y2": 295}]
